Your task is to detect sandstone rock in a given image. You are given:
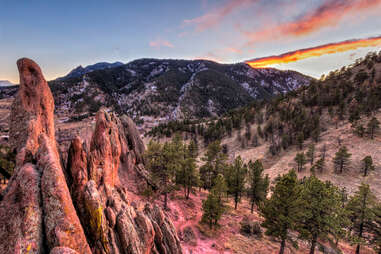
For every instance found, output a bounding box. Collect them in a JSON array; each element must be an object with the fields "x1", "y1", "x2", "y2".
[
  {"x1": 144, "y1": 204, "x2": 182, "y2": 254},
  {"x1": 50, "y1": 247, "x2": 79, "y2": 254},
  {"x1": 120, "y1": 115, "x2": 145, "y2": 163},
  {"x1": 0, "y1": 163, "x2": 43, "y2": 254},
  {"x1": 9, "y1": 58, "x2": 57, "y2": 166},
  {"x1": 1, "y1": 58, "x2": 182, "y2": 254},
  {"x1": 38, "y1": 134, "x2": 91, "y2": 253},
  {"x1": 88, "y1": 110, "x2": 122, "y2": 189}
]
